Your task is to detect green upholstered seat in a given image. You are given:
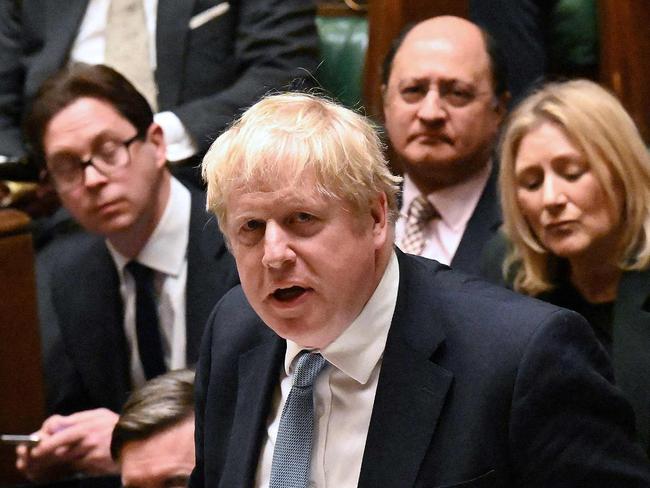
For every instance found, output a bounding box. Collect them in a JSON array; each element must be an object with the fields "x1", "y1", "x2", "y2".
[
  {"x1": 550, "y1": 0, "x2": 598, "y2": 77},
  {"x1": 313, "y1": 1, "x2": 596, "y2": 110},
  {"x1": 315, "y1": 15, "x2": 368, "y2": 109}
]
